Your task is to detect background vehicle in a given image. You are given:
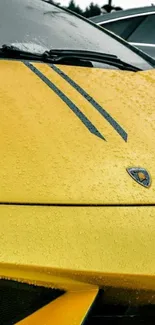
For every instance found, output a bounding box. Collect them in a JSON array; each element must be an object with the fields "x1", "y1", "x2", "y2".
[{"x1": 90, "y1": 6, "x2": 155, "y2": 59}]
